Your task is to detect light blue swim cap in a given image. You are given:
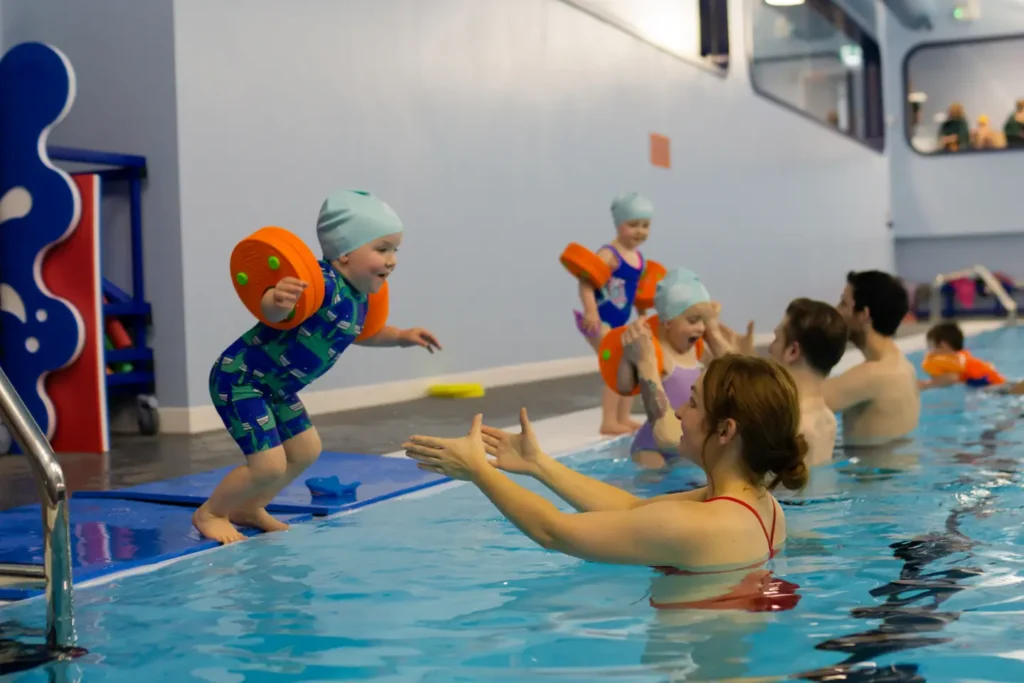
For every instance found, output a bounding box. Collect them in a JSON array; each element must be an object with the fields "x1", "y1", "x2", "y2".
[
  {"x1": 654, "y1": 267, "x2": 711, "y2": 321},
  {"x1": 316, "y1": 189, "x2": 404, "y2": 261},
  {"x1": 611, "y1": 192, "x2": 654, "y2": 227}
]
